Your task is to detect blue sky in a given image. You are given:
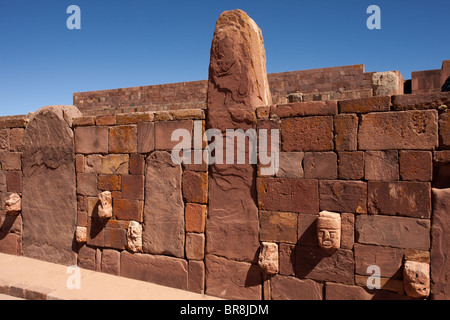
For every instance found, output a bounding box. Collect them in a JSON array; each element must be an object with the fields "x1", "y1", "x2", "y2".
[{"x1": 0, "y1": 0, "x2": 449, "y2": 116}]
